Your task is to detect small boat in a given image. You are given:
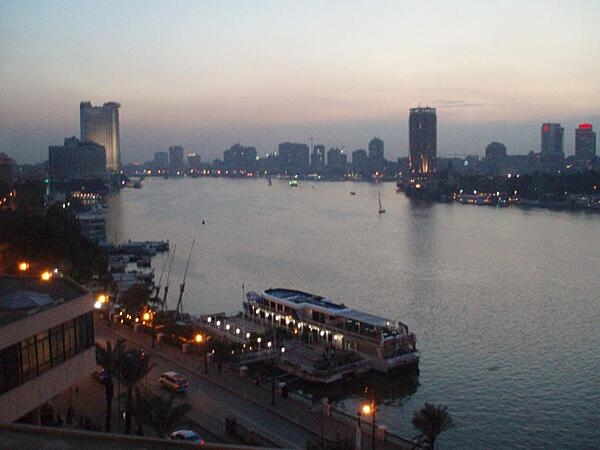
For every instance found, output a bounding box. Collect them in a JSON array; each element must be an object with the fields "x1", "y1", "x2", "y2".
[
  {"x1": 378, "y1": 192, "x2": 386, "y2": 214},
  {"x1": 289, "y1": 179, "x2": 298, "y2": 187},
  {"x1": 350, "y1": 191, "x2": 356, "y2": 195}
]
